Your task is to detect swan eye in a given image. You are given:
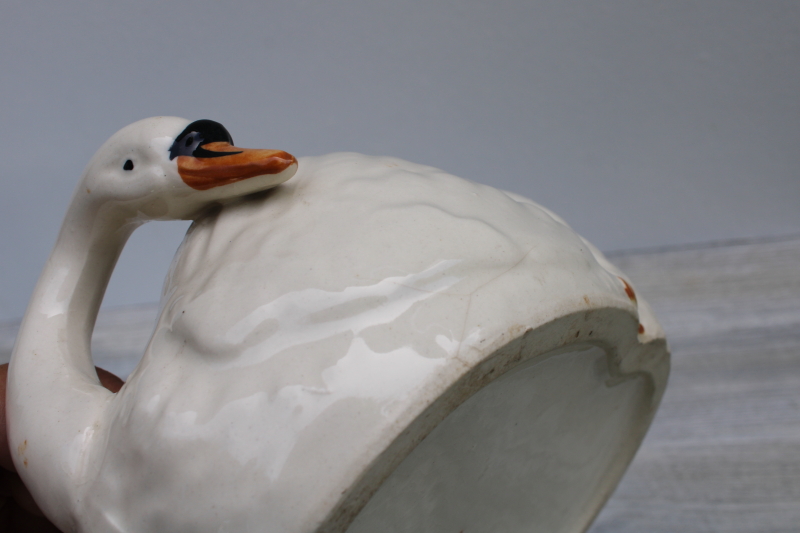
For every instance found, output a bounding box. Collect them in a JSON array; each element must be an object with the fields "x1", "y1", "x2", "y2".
[
  {"x1": 185, "y1": 136, "x2": 193, "y2": 147},
  {"x1": 123, "y1": 160, "x2": 134, "y2": 171}
]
